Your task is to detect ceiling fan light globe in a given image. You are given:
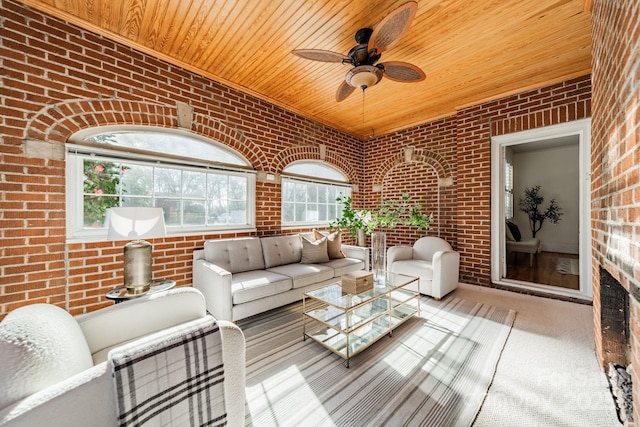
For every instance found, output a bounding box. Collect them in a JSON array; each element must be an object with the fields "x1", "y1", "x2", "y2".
[{"x1": 346, "y1": 65, "x2": 383, "y2": 90}]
